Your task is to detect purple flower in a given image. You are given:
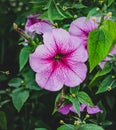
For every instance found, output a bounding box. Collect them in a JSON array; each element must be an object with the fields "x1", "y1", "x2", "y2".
[
  {"x1": 58, "y1": 104, "x2": 72, "y2": 115},
  {"x1": 25, "y1": 14, "x2": 52, "y2": 36},
  {"x1": 99, "y1": 45, "x2": 116, "y2": 68},
  {"x1": 69, "y1": 17, "x2": 98, "y2": 48},
  {"x1": 29, "y1": 28, "x2": 88, "y2": 91},
  {"x1": 58, "y1": 104, "x2": 103, "y2": 115}
]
